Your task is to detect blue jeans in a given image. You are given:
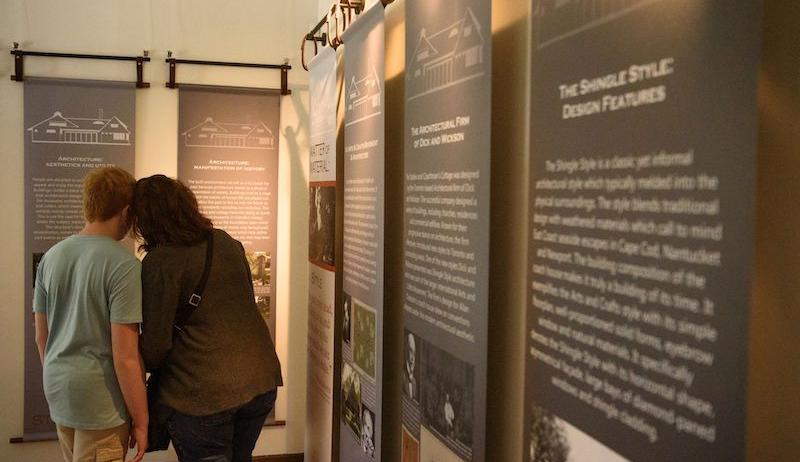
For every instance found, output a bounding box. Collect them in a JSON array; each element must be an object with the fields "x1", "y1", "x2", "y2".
[{"x1": 167, "y1": 389, "x2": 277, "y2": 462}]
